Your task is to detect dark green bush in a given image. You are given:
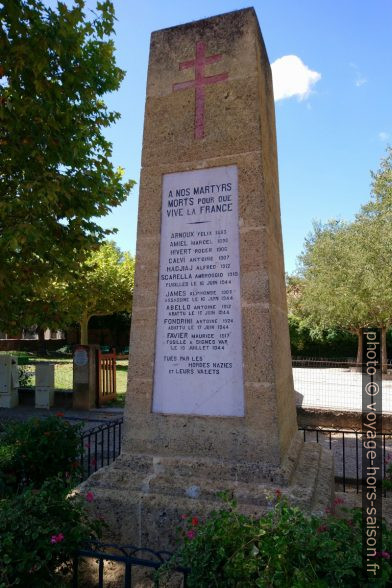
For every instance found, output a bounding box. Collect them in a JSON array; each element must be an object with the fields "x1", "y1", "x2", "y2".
[
  {"x1": 0, "y1": 416, "x2": 104, "y2": 586},
  {"x1": 289, "y1": 316, "x2": 358, "y2": 358},
  {"x1": 0, "y1": 416, "x2": 81, "y2": 496},
  {"x1": 0, "y1": 478, "x2": 103, "y2": 587},
  {"x1": 158, "y1": 497, "x2": 392, "y2": 587}
]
